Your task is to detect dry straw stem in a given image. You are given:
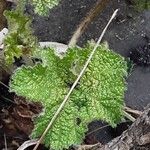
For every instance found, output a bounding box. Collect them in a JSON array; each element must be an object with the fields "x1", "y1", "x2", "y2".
[
  {"x1": 33, "y1": 9, "x2": 119, "y2": 150},
  {"x1": 17, "y1": 139, "x2": 38, "y2": 150},
  {"x1": 124, "y1": 106, "x2": 142, "y2": 116},
  {"x1": 0, "y1": 80, "x2": 9, "y2": 89}
]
